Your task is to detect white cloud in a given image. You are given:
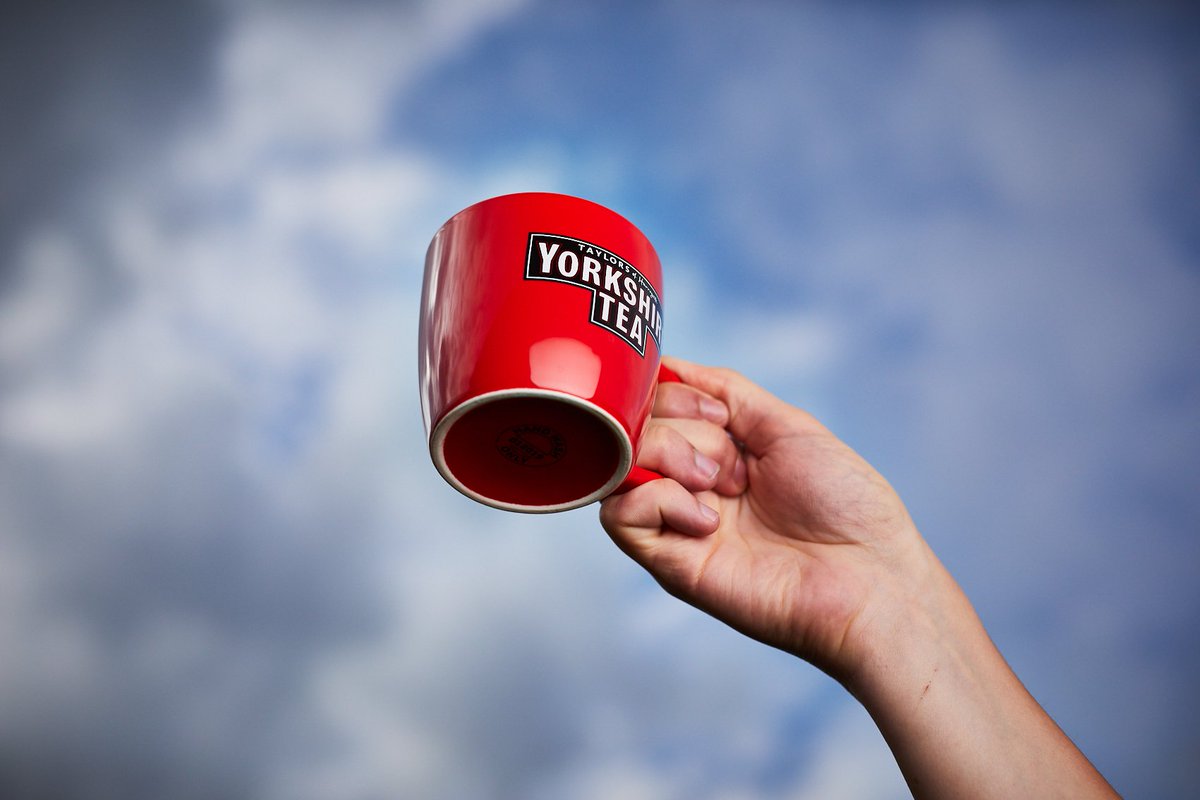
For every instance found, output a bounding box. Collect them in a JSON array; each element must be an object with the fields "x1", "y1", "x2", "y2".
[
  {"x1": 3, "y1": 2, "x2": 1194, "y2": 798},
  {"x1": 179, "y1": 0, "x2": 531, "y2": 182},
  {"x1": 0, "y1": 231, "x2": 89, "y2": 368},
  {"x1": 793, "y1": 700, "x2": 907, "y2": 800},
  {"x1": 0, "y1": 2, "x2": 853, "y2": 798}
]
